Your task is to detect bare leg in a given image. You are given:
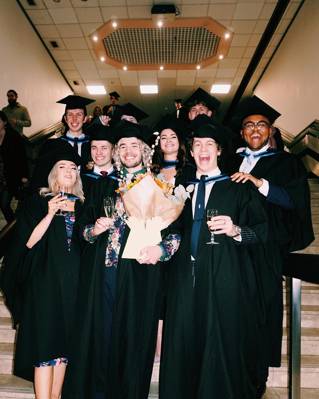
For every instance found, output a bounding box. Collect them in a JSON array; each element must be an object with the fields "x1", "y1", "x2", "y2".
[
  {"x1": 34, "y1": 366, "x2": 53, "y2": 399},
  {"x1": 51, "y1": 363, "x2": 67, "y2": 399}
]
